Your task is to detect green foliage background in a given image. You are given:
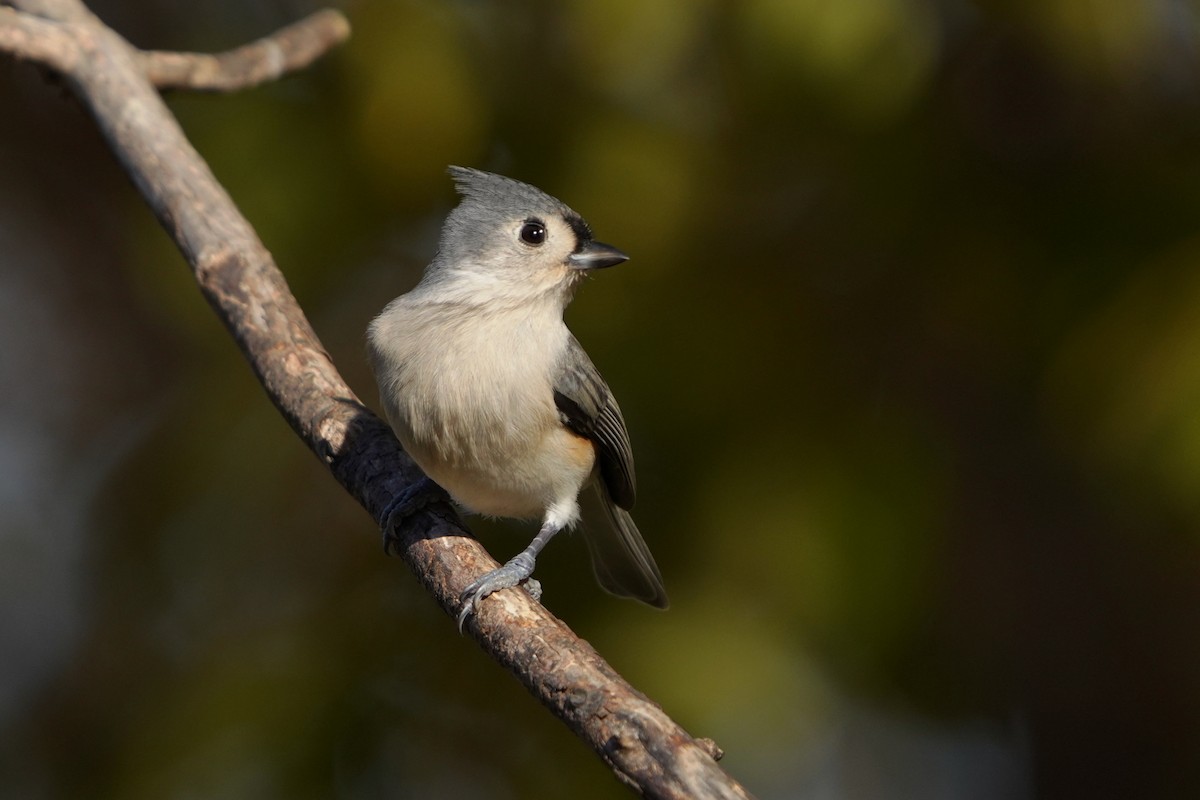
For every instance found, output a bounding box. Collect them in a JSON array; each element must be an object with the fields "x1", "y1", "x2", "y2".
[{"x1": 4, "y1": 0, "x2": 1200, "y2": 797}]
